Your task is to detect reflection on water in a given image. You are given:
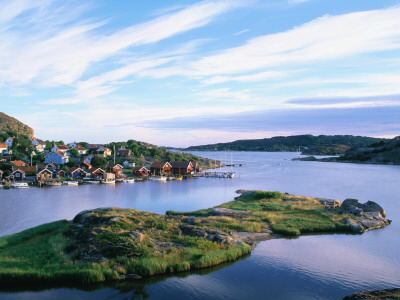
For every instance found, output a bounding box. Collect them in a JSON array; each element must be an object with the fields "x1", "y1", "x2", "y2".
[{"x1": 1, "y1": 152, "x2": 400, "y2": 299}]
